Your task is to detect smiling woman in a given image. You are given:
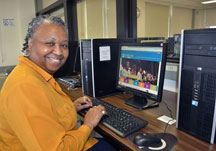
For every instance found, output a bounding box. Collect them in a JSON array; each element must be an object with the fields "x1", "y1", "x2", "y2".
[
  {"x1": 27, "y1": 23, "x2": 69, "y2": 74},
  {"x1": 22, "y1": 15, "x2": 69, "y2": 74},
  {"x1": 0, "y1": 15, "x2": 117, "y2": 151}
]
